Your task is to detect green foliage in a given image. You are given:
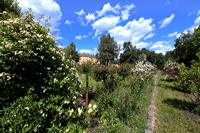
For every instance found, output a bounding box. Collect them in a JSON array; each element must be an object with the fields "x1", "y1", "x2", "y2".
[
  {"x1": 92, "y1": 65, "x2": 109, "y2": 82},
  {"x1": 92, "y1": 64, "x2": 119, "y2": 92},
  {"x1": 94, "y1": 74, "x2": 153, "y2": 132},
  {"x1": 0, "y1": 0, "x2": 21, "y2": 20},
  {"x1": 156, "y1": 72, "x2": 200, "y2": 133},
  {"x1": 0, "y1": 13, "x2": 86, "y2": 132},
  {"x1": 97, "y1": 34, "x2": 119, "y2": 65},
  {"x1": 176, "y1": 52, "x2": 200, "y2": 113},
  {"x1": 119, "y1": 43, "x2": 165, "y2": 66},
  {"x1": 172, "y1": 26, "x2": 200, "y2": 66},
  {"x1": 64, "y1": 42, "x2": 80, "y2": 62},
  {"x1": 139, "y1": 48, "x2": 165, "y2": 66},
  {"x1": 120, "y1": 42, "x2": 139, "y2": 64},
  {"x1": 118, "y1": 63, "x2": 133, "y2": 80},
  {"x1": 78, "y1": 61, "x2": 92, "y2": 74}
]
